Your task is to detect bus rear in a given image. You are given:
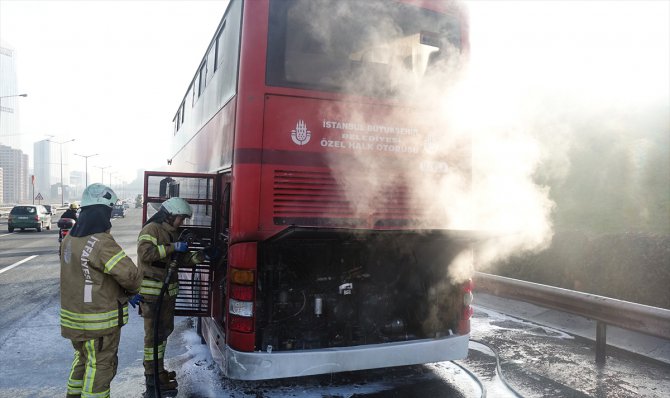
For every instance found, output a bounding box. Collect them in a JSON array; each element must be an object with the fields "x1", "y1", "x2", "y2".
[{"x1": 166, "y1": 0, "x2": 474, "y2": 380}]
